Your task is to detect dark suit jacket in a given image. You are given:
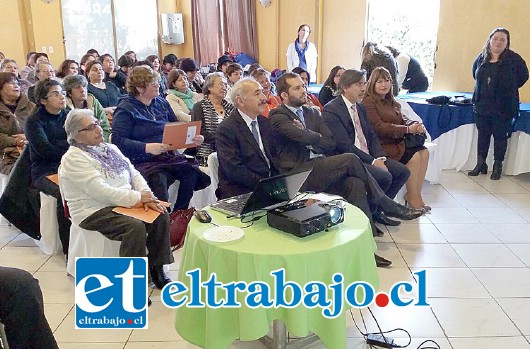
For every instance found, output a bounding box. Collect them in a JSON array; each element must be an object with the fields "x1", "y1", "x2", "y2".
[
  {"x1": 216, "y1": 110, "x2": 278, "y2": 199},
  {"x1": 269, "y1": 104, "x2": 335, "y2": 172},
  {"x1": 322, "y1": 96, "x2": 386, "y2": 164}
]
